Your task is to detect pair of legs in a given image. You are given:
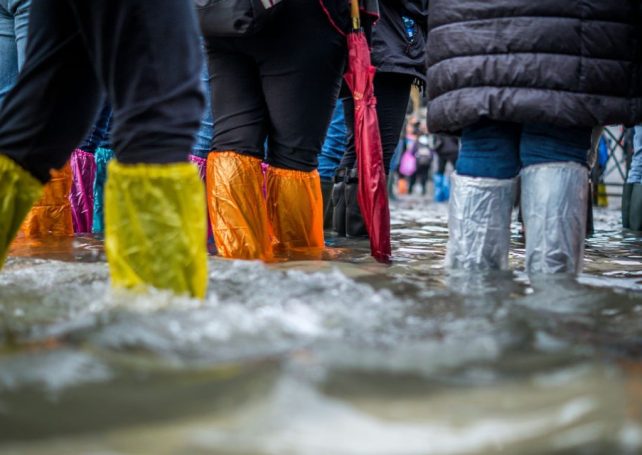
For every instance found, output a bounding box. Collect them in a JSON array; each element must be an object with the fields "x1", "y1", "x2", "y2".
[
  {"x1": 332, "y1": 72, "x2": 414, "y2": 237},
  {"x1": 448, "y1": 120, "x2": 592, "y2": 274},
  {"x1": 204, "y1": 0, "x2": 345, "y2": 259},
  {"x1": 408, "y1": 163, "x2": 431, "y2": 195},
  {"x1": 0, "y1": 0, "x2": 208, "y2": 297}
]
